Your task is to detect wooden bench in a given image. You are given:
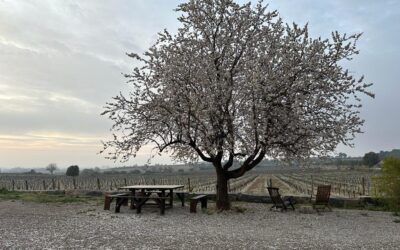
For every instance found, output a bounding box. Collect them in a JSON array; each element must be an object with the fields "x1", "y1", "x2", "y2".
[
  {"x1": 104, "y1": 192, "x2": 131, "y2": 211},
  {"x1": 104, "y1": 192, "x2": 171, "y2": 214},
  {"x1": 190, "y1": 195, "x2": 207, "y2": 213},
  {"x1": 104, "y1": 193, "x2": 136, "y2": 212}
]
